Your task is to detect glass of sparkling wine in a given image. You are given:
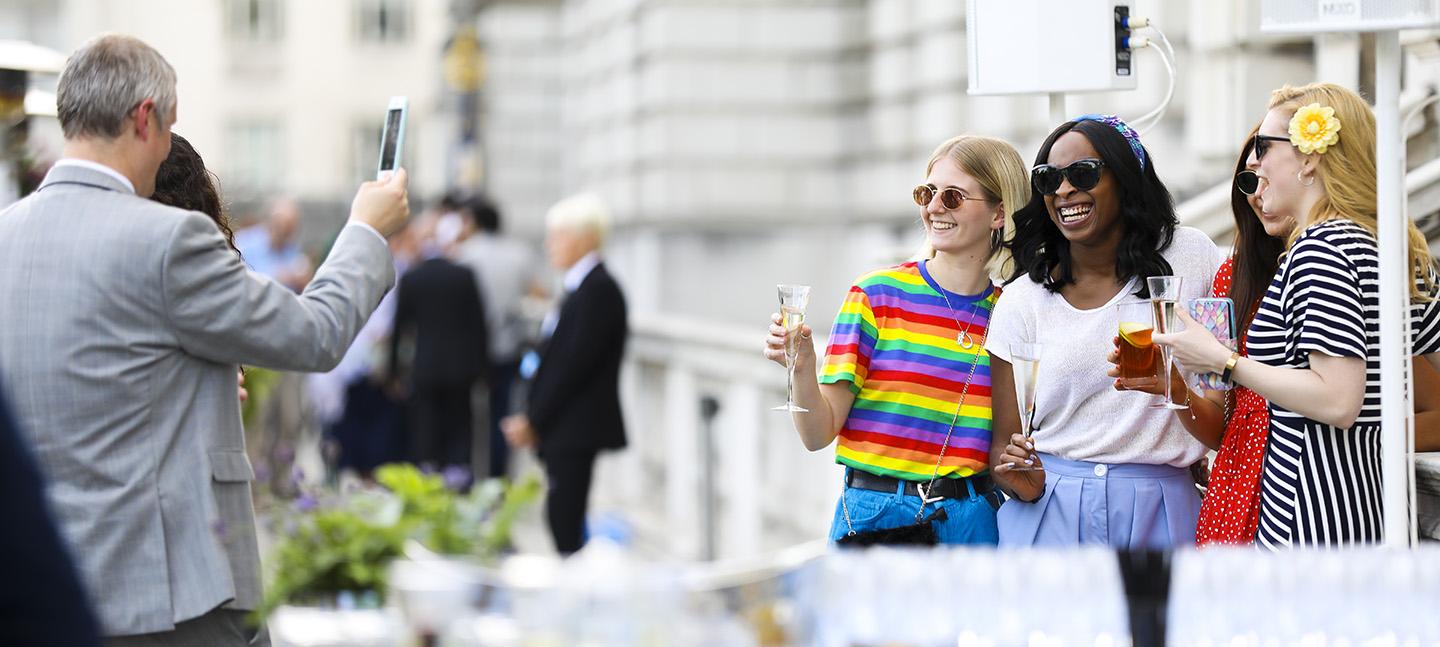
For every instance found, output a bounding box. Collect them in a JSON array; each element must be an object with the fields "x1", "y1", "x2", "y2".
[
  {"x1": 1009, "y1": 342, "x2": 1043, "y2": 471},
  {"x1": 773, "y1": 284, "x2": 812, "y2": 412},
  {"x1": 1146, "y1": 276, "x2": 1188, "y2": 410}
]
